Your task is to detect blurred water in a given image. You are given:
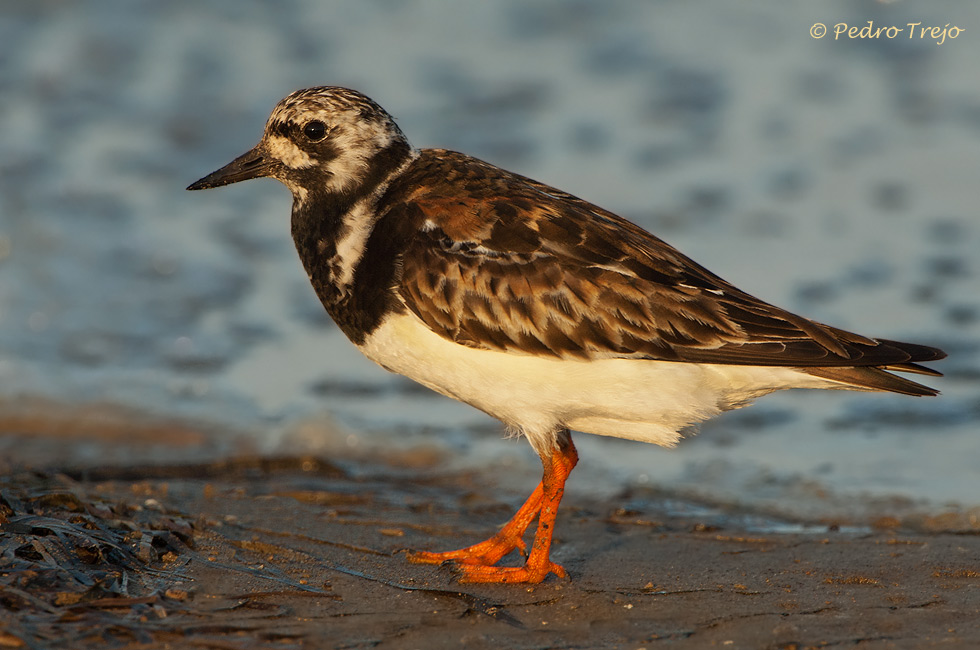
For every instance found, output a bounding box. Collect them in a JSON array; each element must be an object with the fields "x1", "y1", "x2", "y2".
[{"x1": 1, "y1": 0, "x2": 978, "y2": 523}]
